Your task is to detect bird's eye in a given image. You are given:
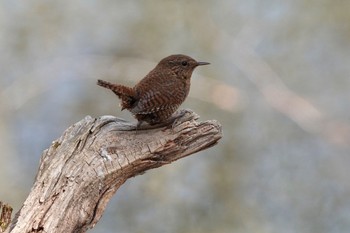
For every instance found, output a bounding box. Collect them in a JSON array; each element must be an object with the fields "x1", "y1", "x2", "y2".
[{"x1": 181, "y1": 61, "x2": 188, "y2": 66}]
